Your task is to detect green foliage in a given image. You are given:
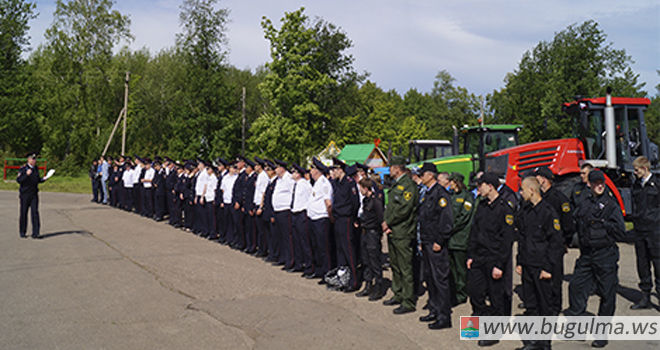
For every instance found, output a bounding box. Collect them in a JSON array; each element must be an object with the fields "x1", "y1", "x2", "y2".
[
  {"x1": 0, "y1": 0, "x2": 40, "y2": 154},
  {"x1": 644, "y1": 72, "x2": 660, "y2": 145},
  {"x1": 489, "y1": 20, "x2": 647, "y2": 144},
  {"x1": 255, "y1": 7, "x2": 362, "y2": 162}
]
